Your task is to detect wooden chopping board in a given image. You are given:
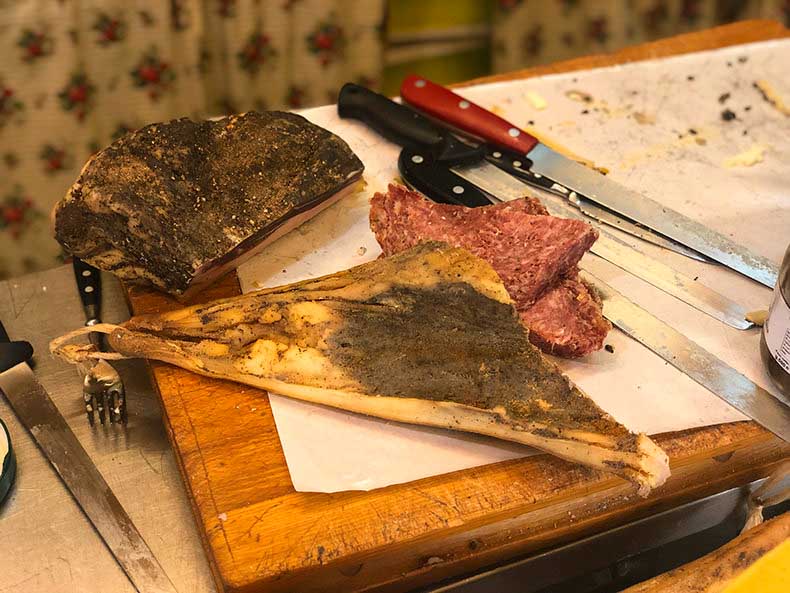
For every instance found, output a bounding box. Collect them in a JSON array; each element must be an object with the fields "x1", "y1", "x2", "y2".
[{"x1": 126, "y1": 20, "x2": 790, "y2": 593}]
